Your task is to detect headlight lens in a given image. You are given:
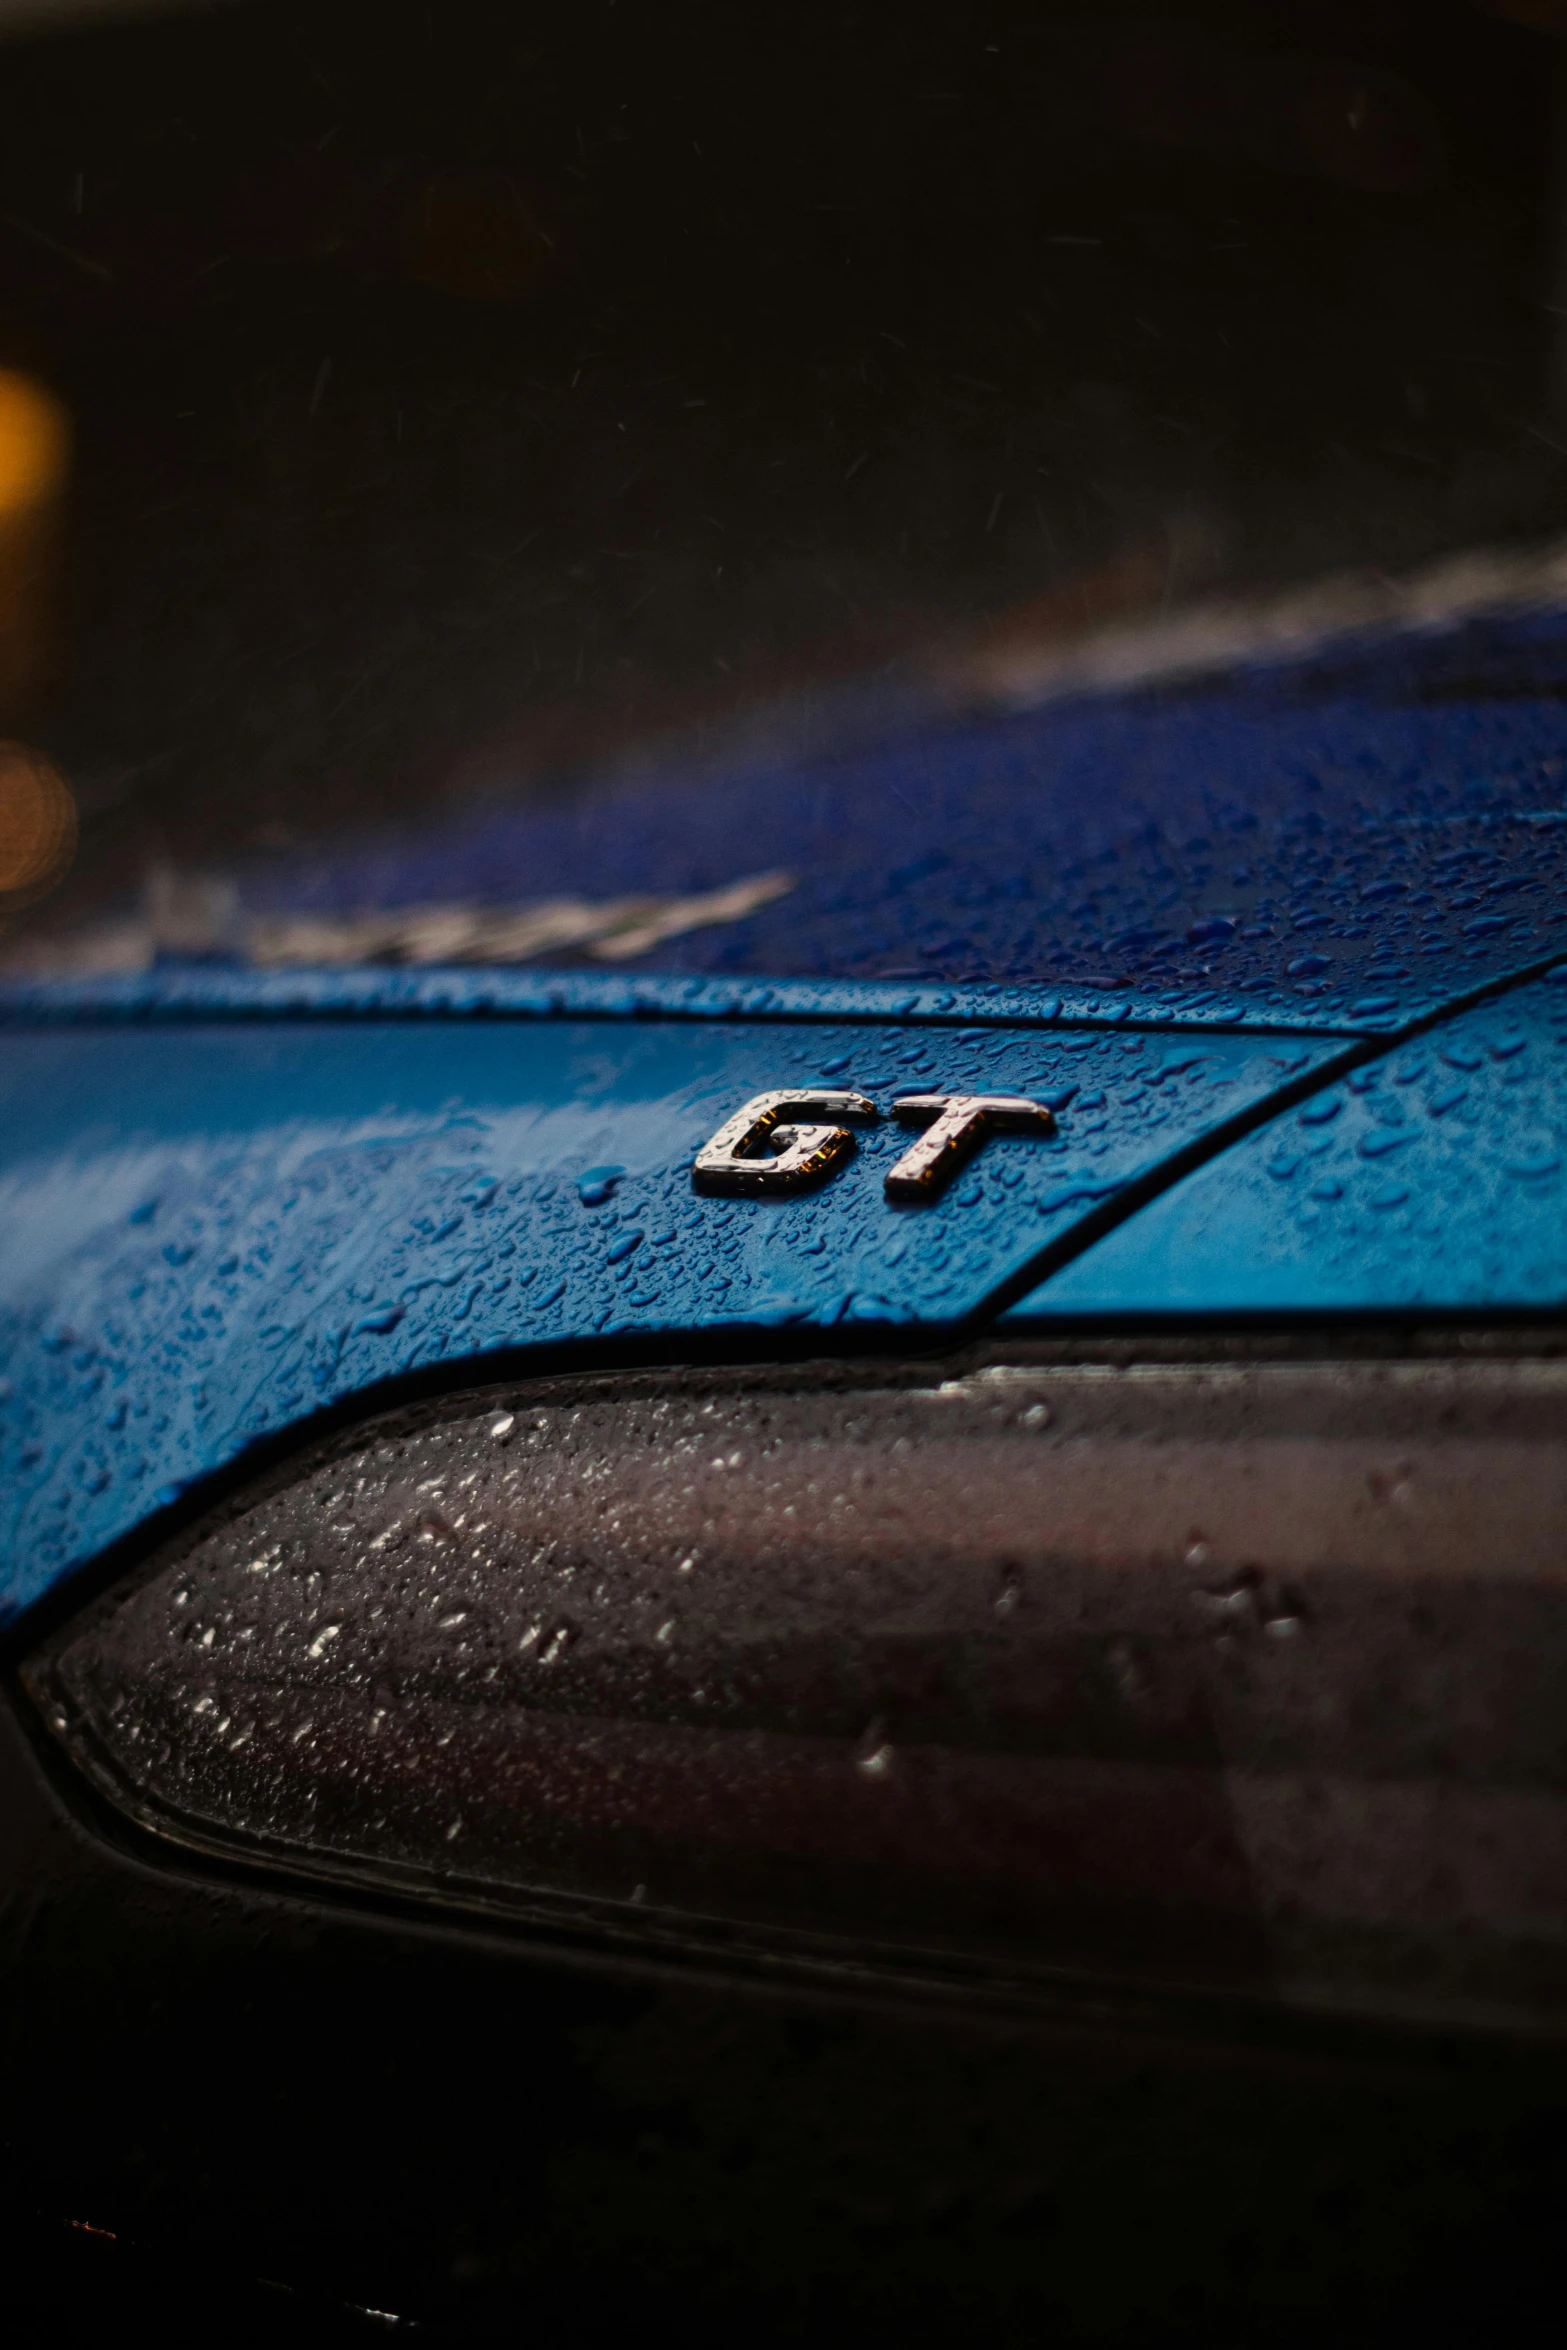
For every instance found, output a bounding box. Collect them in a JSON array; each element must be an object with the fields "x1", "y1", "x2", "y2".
[{"x1": 25, "y1": 1353, "x2": 1567, "y2": 2026}]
